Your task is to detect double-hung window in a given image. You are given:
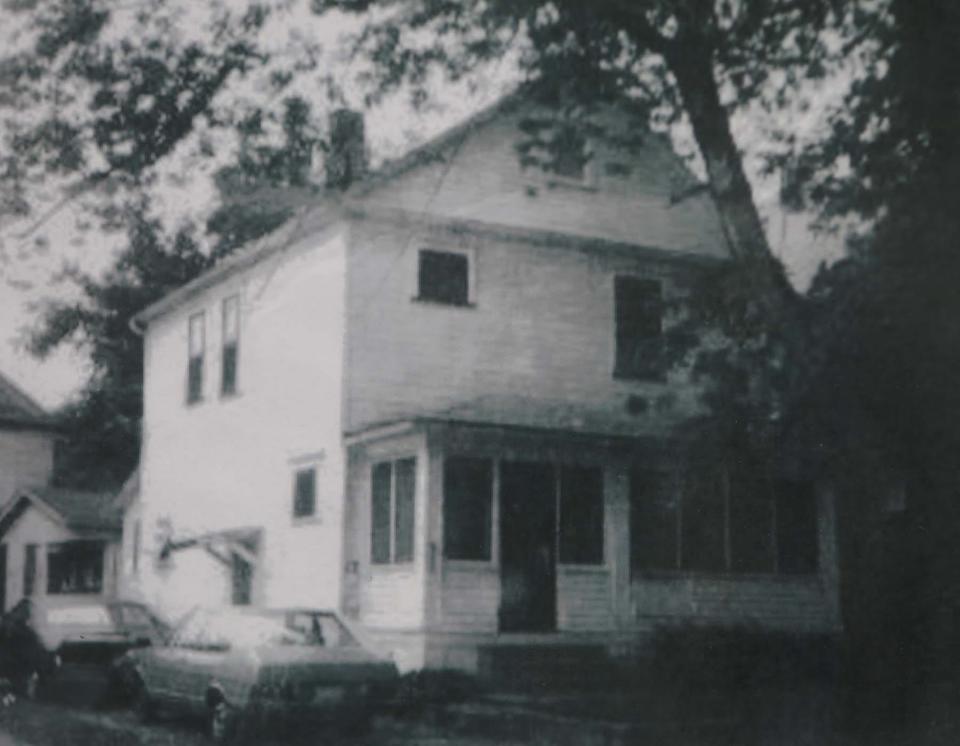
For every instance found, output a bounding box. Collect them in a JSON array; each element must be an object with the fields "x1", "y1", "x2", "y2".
[
  {"x1": 371, "y1": 459, "x2": 416, "y2": 564},
  {"x1": 187, "y1": 311, "x2": 205, "y2": 404},
  {"x1": 293, "y1": 467, "x2": 317, "y2": 519},
  {"x1": 417, "y1": 249, "x2": 471, "y2": 306},
  {"x1": 614, "y1": 276, "x2": 664, "y2": 381},
  {"x1": 221, "y1": 296, "x2": 240, "y2": 396}
]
